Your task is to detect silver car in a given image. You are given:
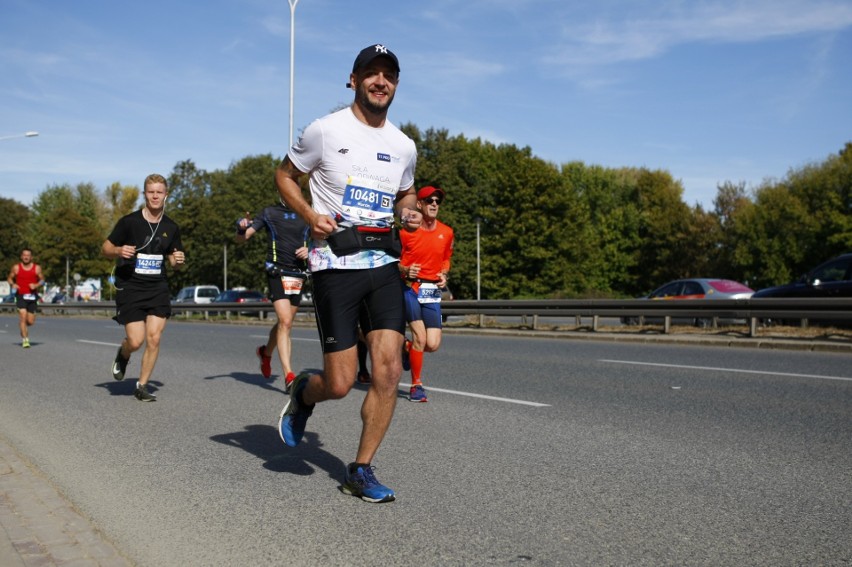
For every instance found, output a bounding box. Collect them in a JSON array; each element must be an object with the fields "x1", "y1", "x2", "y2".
[{"x1": 623, "y1": 278, "x2": 754, "y2": 327}]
